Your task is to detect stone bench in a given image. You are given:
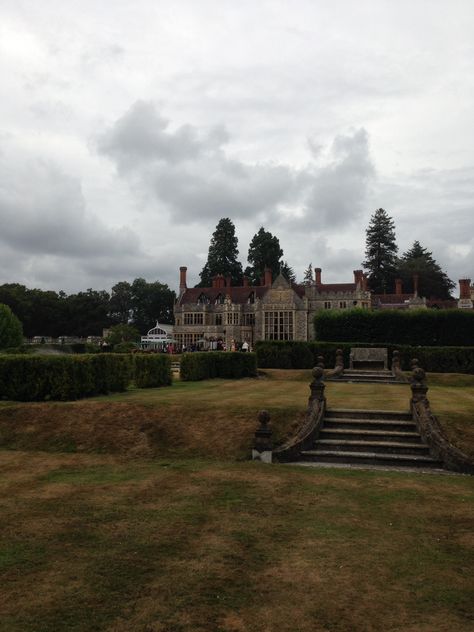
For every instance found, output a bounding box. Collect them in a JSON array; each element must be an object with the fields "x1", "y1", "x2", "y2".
[{"x1": 349, "y1": 347, "x2": 388, "y2": 371}]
